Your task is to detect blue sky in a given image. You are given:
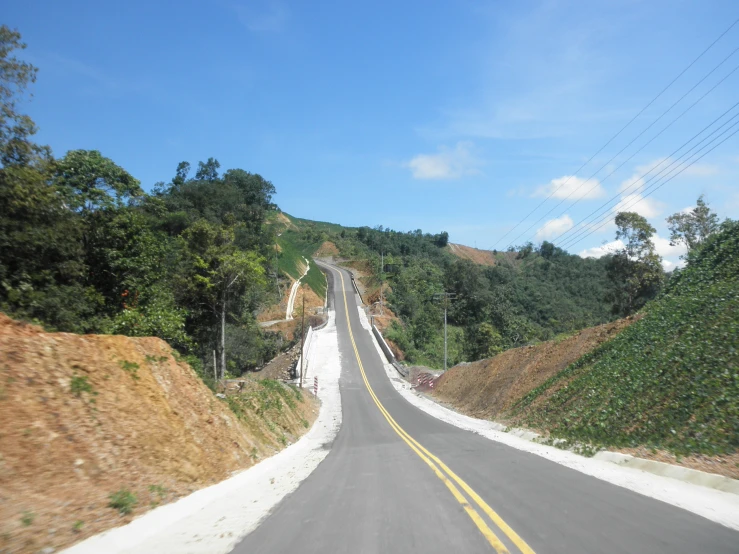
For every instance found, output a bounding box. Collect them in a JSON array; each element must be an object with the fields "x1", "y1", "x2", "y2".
[{"x1": 6, "y1": 0, "x2": 739, "y2": 269}]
